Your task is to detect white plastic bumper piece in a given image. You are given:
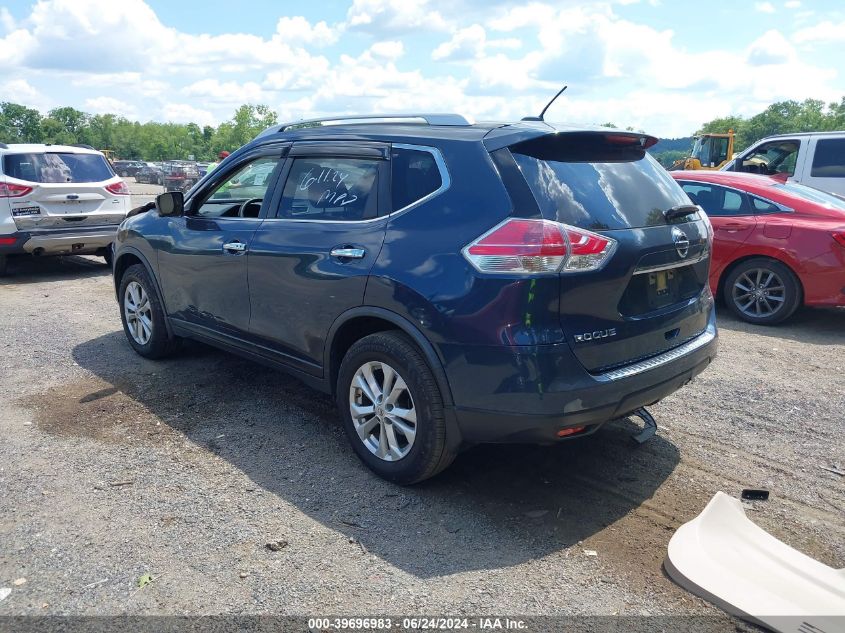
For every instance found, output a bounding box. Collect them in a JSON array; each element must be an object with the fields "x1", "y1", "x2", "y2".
[{"x1": 666, "y1": 491, "x2": 845, "y2": 633}]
